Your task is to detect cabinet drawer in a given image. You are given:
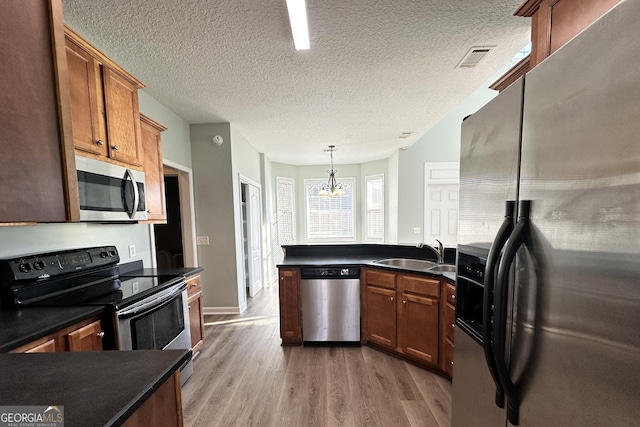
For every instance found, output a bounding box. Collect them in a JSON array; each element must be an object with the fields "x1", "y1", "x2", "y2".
[
  {"x1": 186, "y1": 274, "x2": 201, "y2": 296},
  {"x1": 443, "y1": 305, "x2": 455, "y2": 342},
  {"x1": 445, "y1": 282, "x2": 455, "y2": 306},
  {"x1": 443, "y1": 338, "x2": 454, "y2": 377},
  {"x1": 399, "y1": 274, "x2": 440, "y2": 297},
  {"x1": 365, "y1": 269, "x2": 396, "y2": 289}
]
